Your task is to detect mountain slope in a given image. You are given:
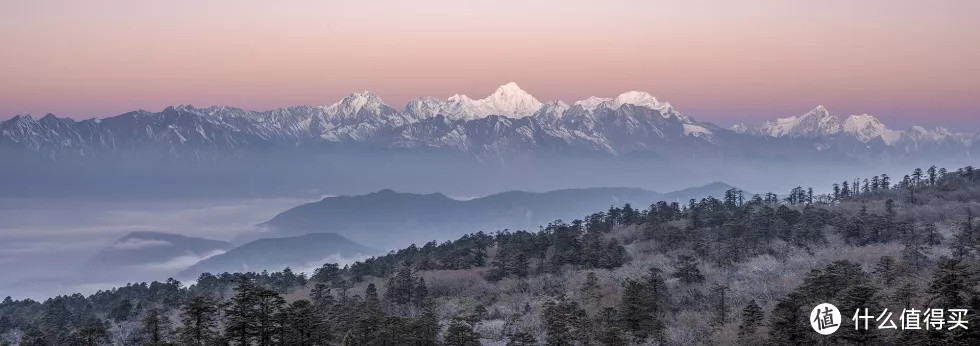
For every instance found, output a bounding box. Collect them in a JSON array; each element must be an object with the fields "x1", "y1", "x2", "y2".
[
  {"x1": 259, "y1": 184, "x2": 734, "y2": 248},
  {"x1": 178, "y1": 233, "x2": 375, "y2": 279},
  {"x1": 87, "y1": 231, "x2": 231, "y2": 268}
]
